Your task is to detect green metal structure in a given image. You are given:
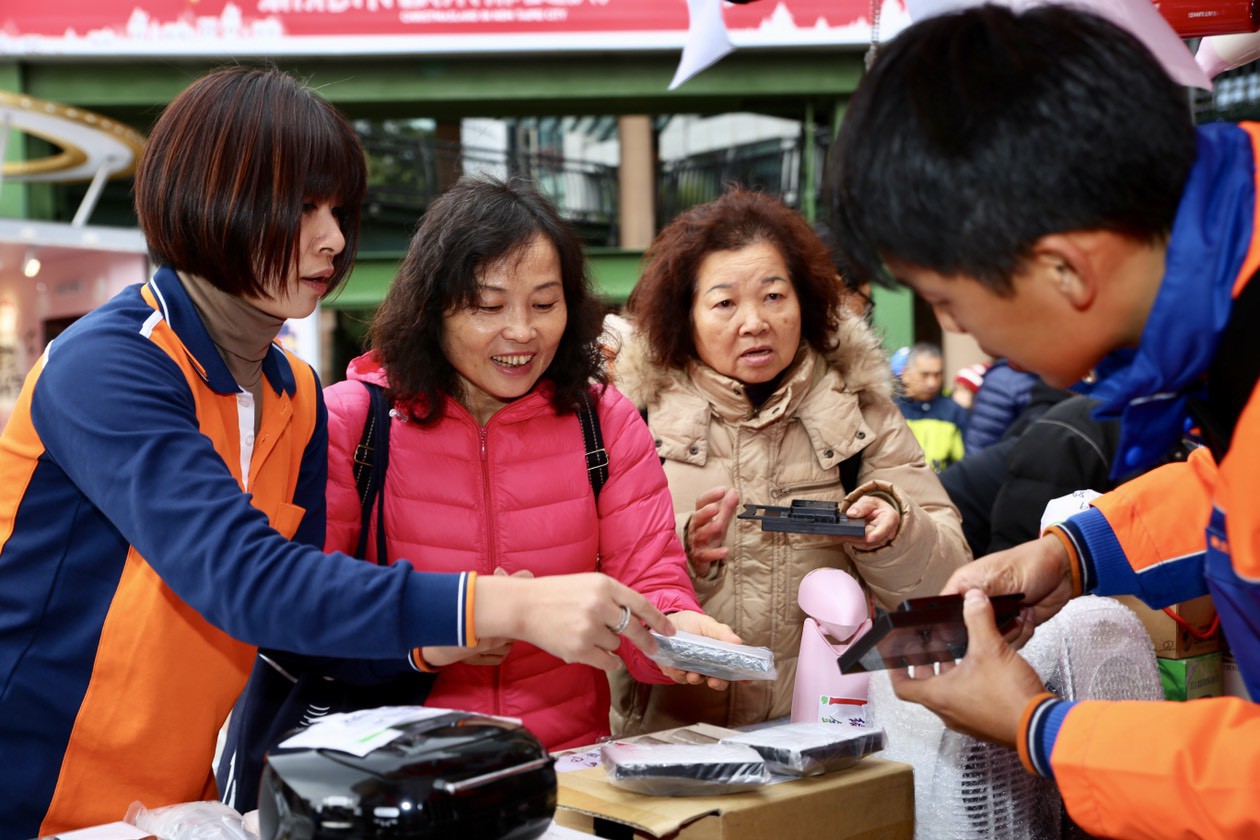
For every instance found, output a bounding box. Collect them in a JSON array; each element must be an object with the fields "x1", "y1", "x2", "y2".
[{"x1": 0, "y1": 48, "x2": 912, "y2": 346}]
